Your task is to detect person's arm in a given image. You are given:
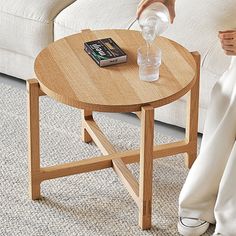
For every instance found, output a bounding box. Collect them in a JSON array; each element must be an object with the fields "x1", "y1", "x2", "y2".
[
  {"x1": 218, "y1": 30, "x2": 236, "y2": 56},
  {"x1": 136, "y1": 0, "x2": 176, "y2": 23}
]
